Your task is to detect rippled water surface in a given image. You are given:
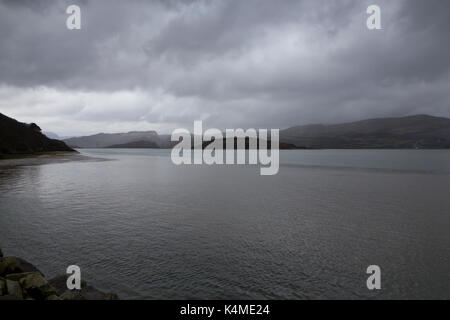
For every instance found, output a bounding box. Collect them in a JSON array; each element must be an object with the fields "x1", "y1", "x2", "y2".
[{"x1": 1, "y1": 149, "x2": 449, "y2": 299}]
